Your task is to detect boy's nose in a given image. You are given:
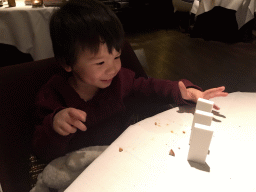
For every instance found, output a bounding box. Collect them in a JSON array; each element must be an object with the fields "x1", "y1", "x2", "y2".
[{"x1": 107, "y1": 62, "x2": 119, "y2": 75}]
